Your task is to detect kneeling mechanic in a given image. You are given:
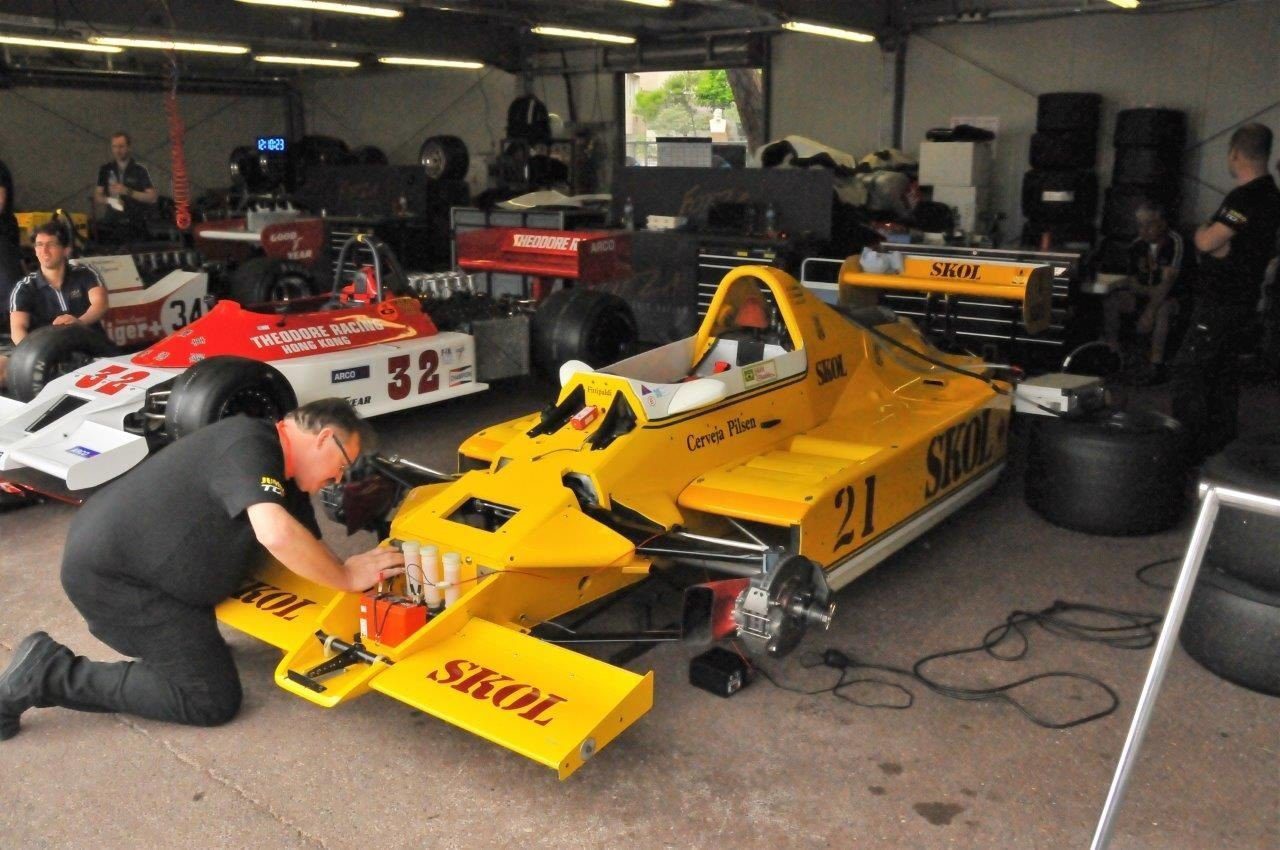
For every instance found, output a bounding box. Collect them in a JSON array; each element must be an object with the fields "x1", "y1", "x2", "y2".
[{"x1": 0, "y1": 398, "x2": 405, "y2": 738}]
